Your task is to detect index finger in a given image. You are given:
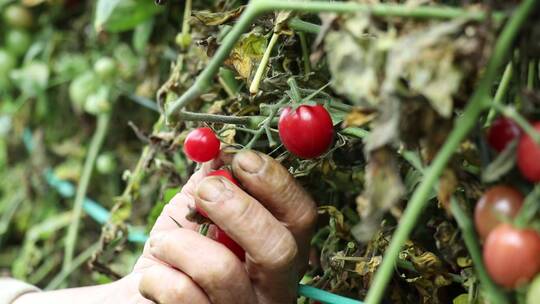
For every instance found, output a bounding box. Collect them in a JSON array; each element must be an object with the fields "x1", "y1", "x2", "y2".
[{"x1": 227, "y1": 150, "x2": 318, "y2": 249}]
